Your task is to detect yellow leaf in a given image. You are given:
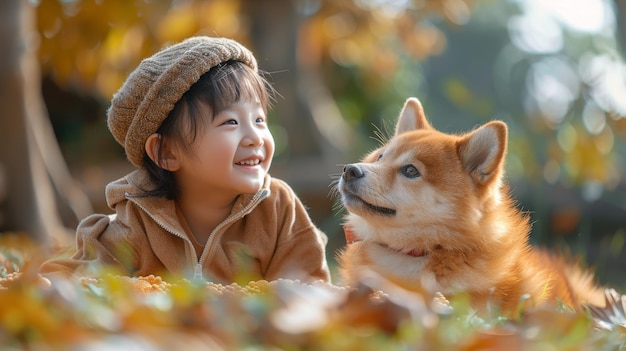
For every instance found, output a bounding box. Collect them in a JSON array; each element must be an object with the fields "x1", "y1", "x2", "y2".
[{"x1": 156, "y1": 4, "x2": 199, "y2": 43}]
